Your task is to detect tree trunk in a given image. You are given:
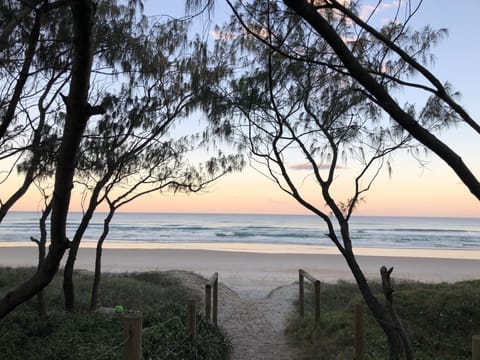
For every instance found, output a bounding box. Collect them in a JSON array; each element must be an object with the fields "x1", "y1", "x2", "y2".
[
  {"x1": 90, "y1": 208, "x2": 114, "y2": 310},
  {"x1": 342, "y1": 250, "x2": 405, "y2": 359},
  {"x1": 381, "y1": 266, "x2": 414, "y2": 360},
  {"x1": 283, "y1": 0, "x2": 480, "y2": 201},
  {"x1": 0, "y1": 0, "x2": 97, "y2": 319},
  {"x1": 63, "y1": 178, "x2": 110, "y2": 311},
  {"x1": 63, "y1": 218, "x2": 90, "y2": 312},
  {"x1": 31, "y1": 199, "x2": 51, "y2": 317}
]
